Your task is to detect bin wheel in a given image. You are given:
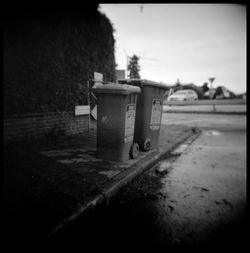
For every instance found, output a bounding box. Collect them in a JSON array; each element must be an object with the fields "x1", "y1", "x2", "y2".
[
  {"x1": 143, "y1": 138, "x2": 151, "y2": 151},
  {"x1": 130, "y1": 143, "x2": 139, "y2": 159}
]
